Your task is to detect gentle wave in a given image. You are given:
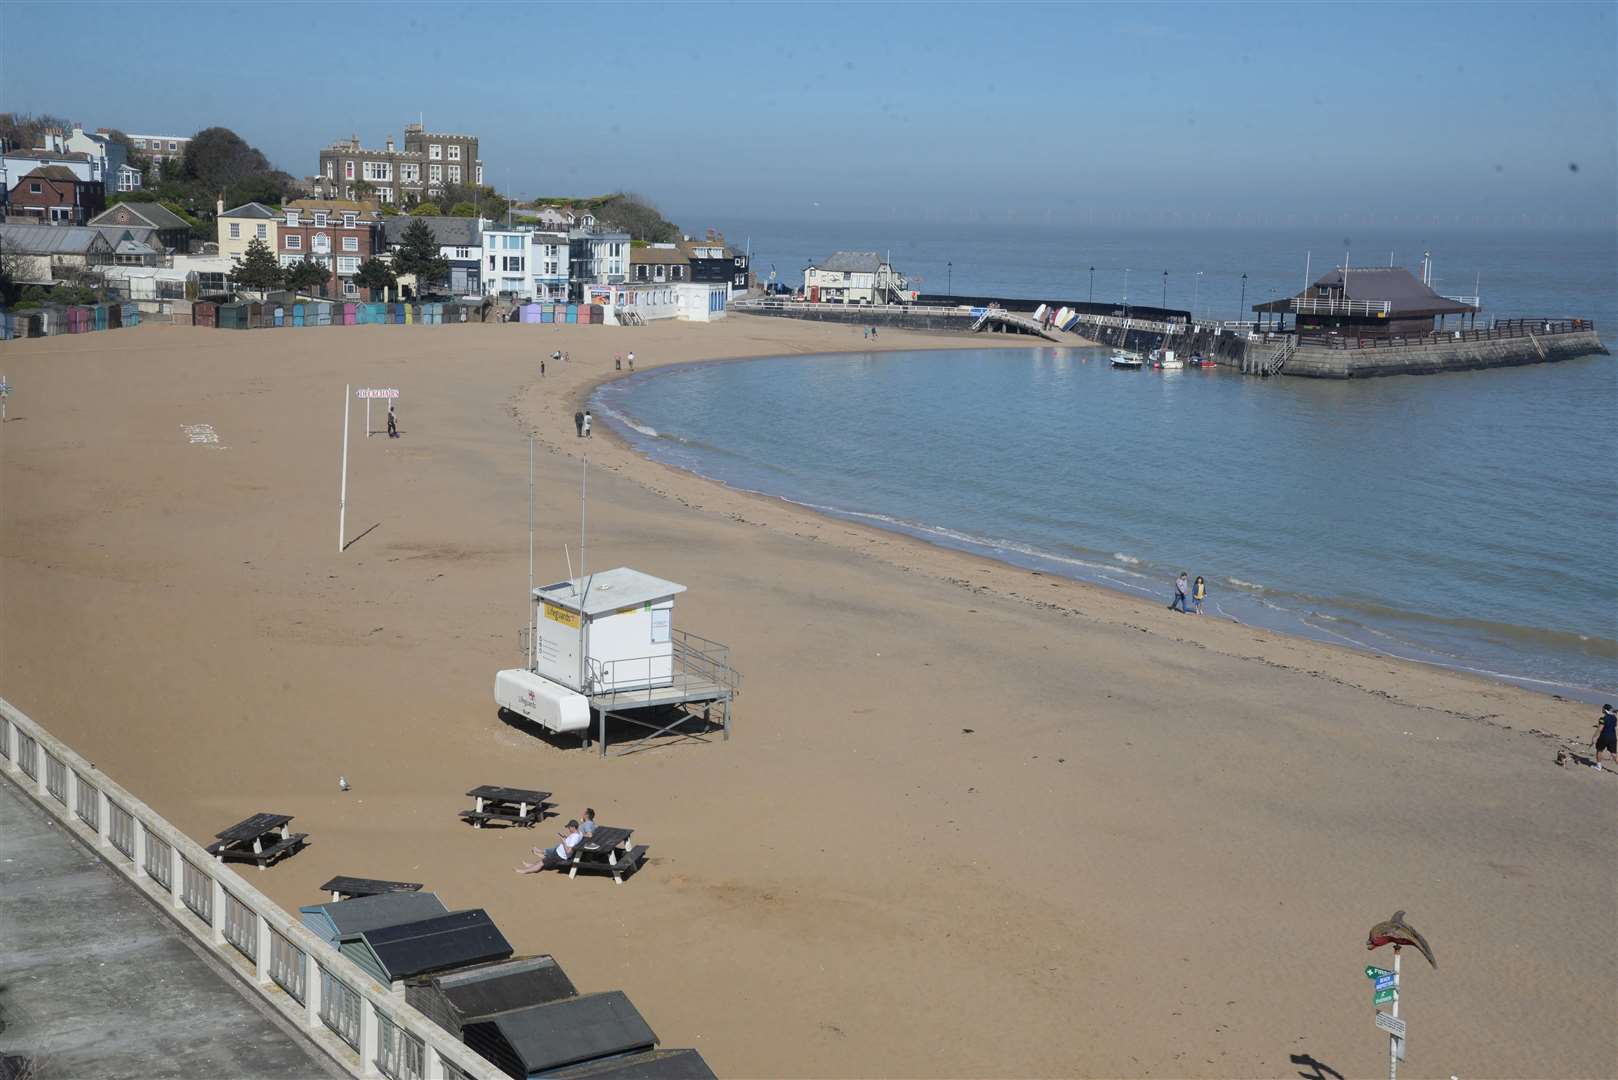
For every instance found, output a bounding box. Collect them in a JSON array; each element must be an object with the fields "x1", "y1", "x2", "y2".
[
  {"x1": 594, "y1": 402, "x2": 658, "y2": 438},
  {"x1": 1113, "y1": 552, "x2": 1140, "y2": 565}
]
